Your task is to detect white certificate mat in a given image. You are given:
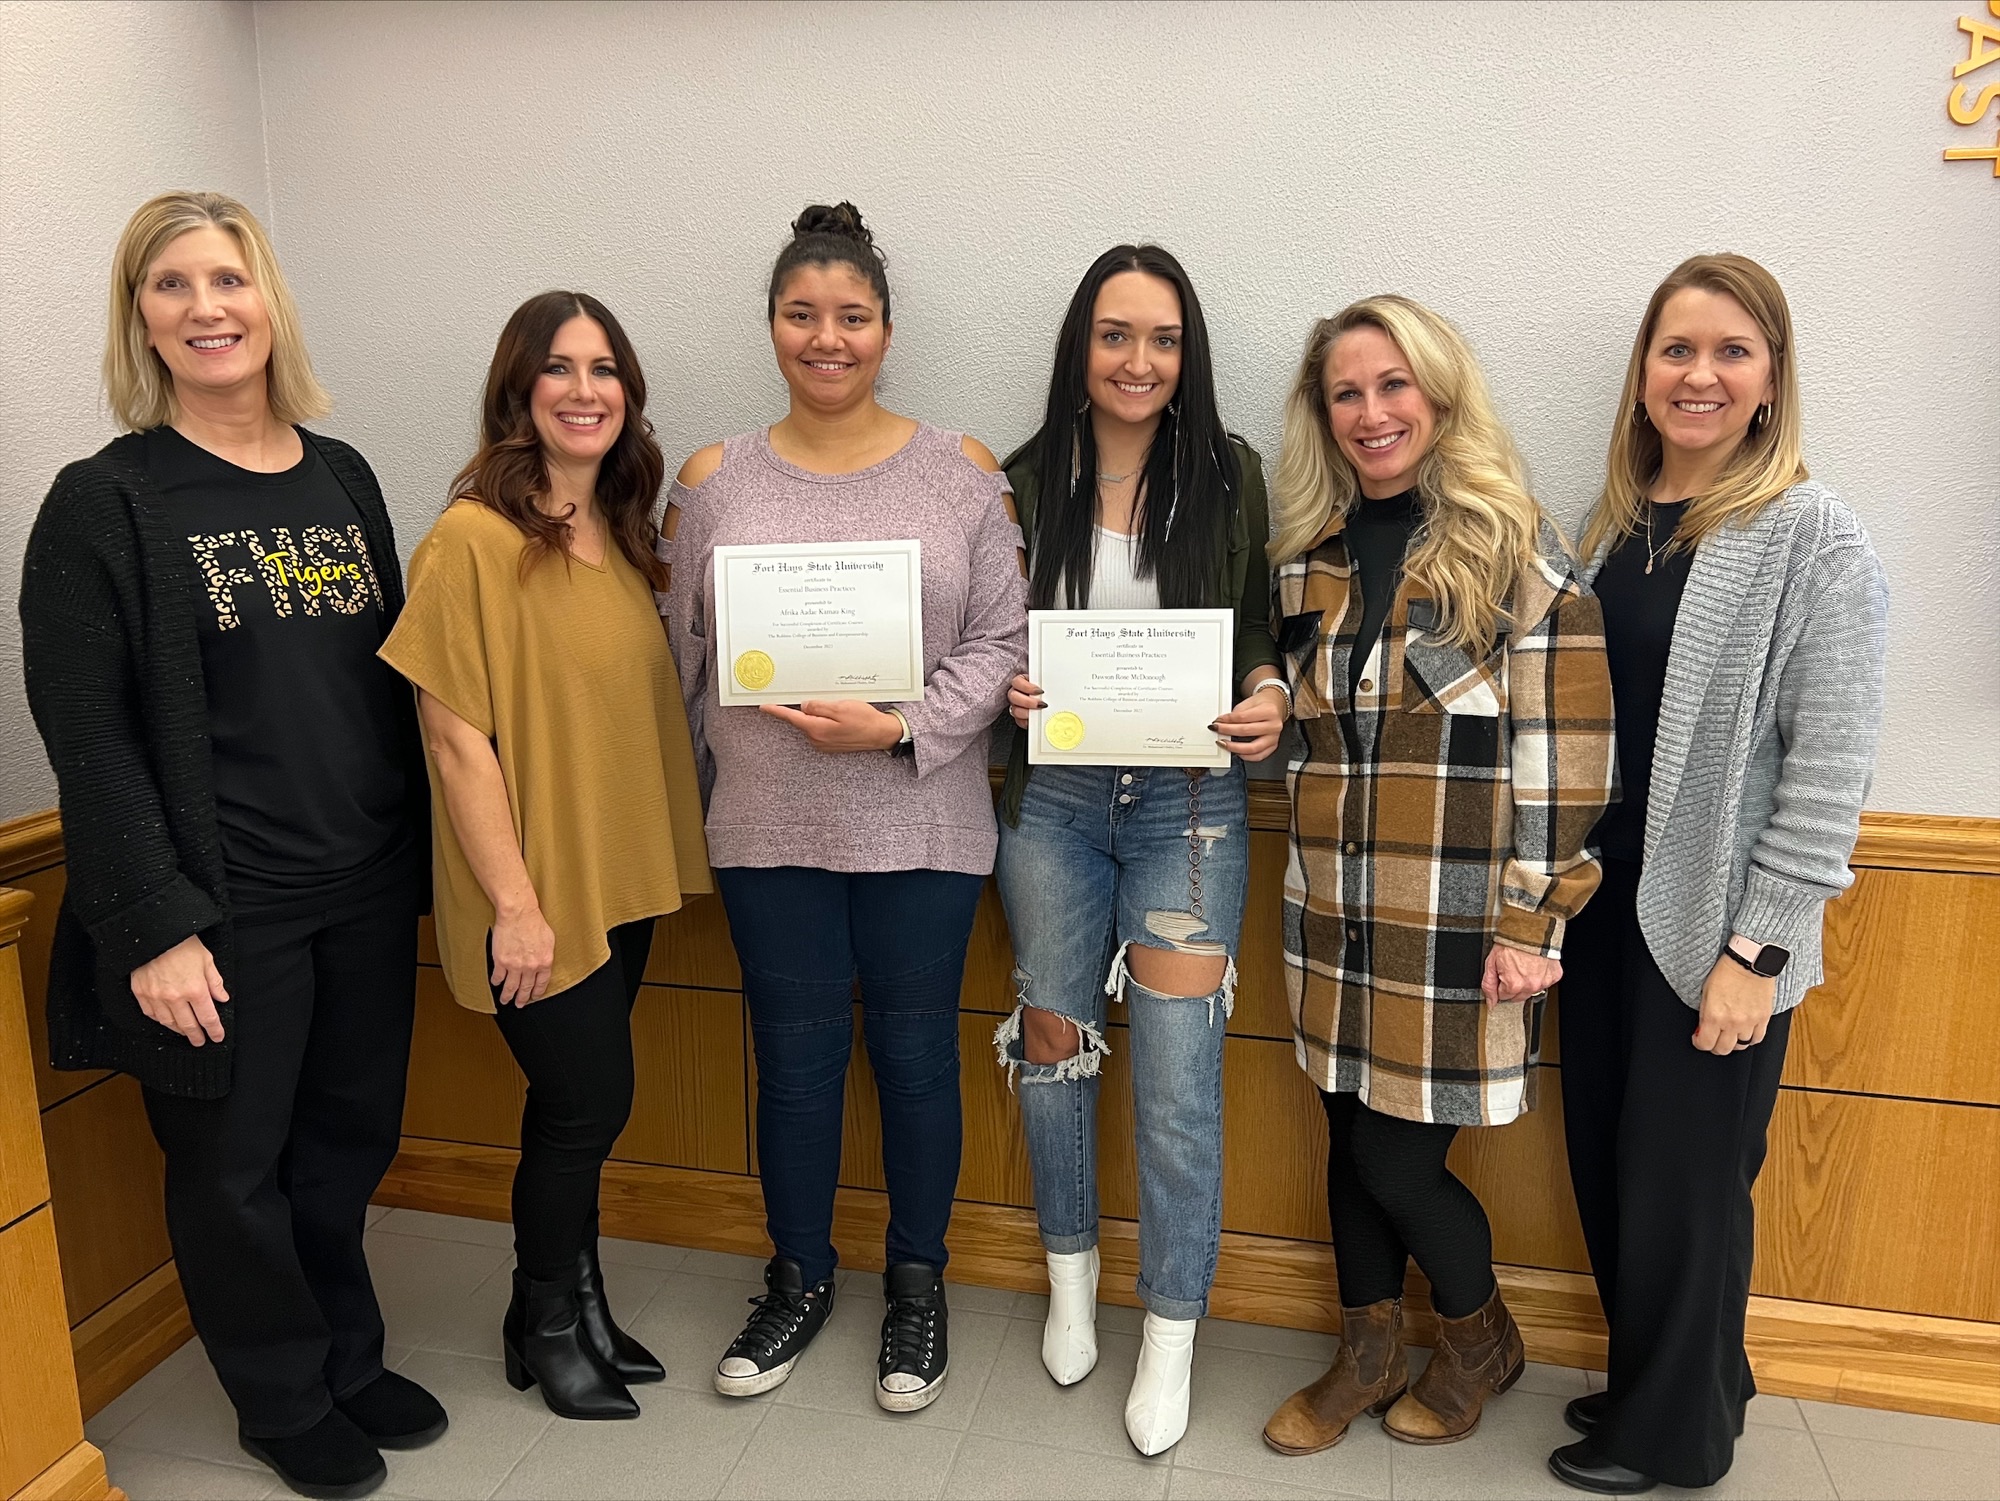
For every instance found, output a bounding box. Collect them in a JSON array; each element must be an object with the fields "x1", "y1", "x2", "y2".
[
  {"x1": 713, "y1": 540, "x2": 924, "y2": 705},
  {"x1": 1028, "y1": 608, "x2": 1234, "y2": 768}
]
